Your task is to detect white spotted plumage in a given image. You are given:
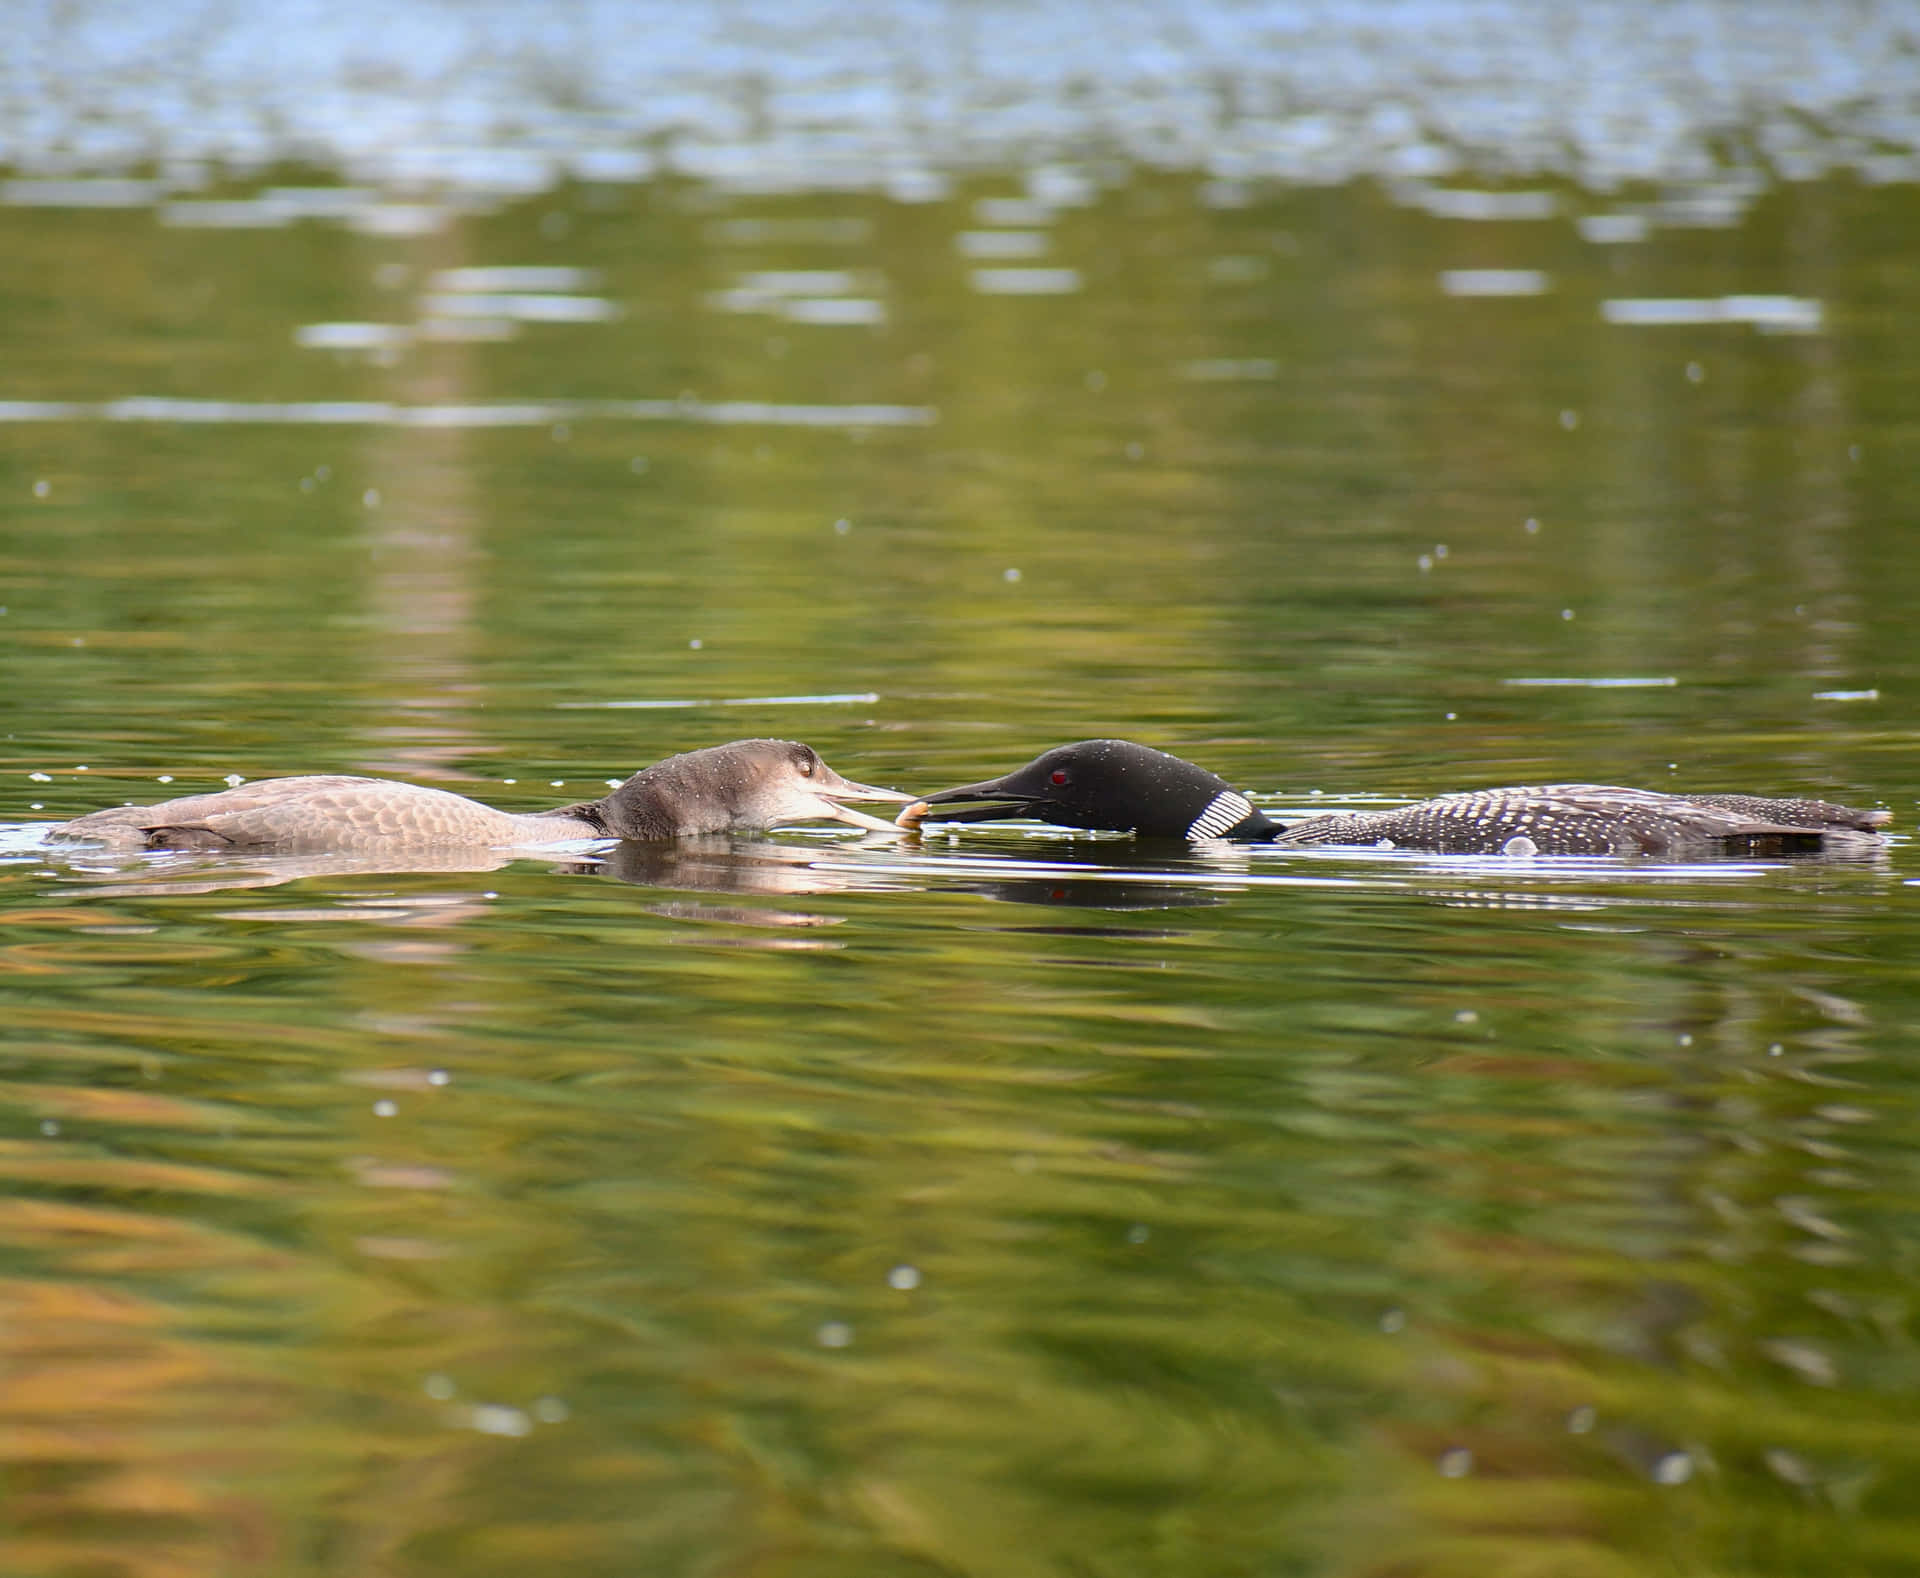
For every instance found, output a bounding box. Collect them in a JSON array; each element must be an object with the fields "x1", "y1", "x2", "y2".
[{"x1": 1273, "y1": 783, "x2": 1890, "y2": 856}]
